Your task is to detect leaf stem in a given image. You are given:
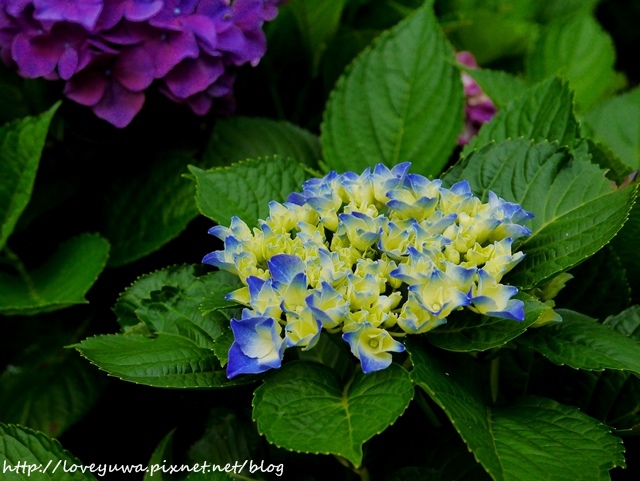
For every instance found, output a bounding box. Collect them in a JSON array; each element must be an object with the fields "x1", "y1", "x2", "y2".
[
  {"x1": 333, "y1": 455, "x2": 370, "y2": 481},
  {"x1": 3, "y1": 244, "x2": 43, "y2": 302},
  {"x1": 490, "y1": 354, "x2": 500, "y2": 404},
  {"x1": 416, "y1": 389, "x2": 442, "y2": 428}
]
